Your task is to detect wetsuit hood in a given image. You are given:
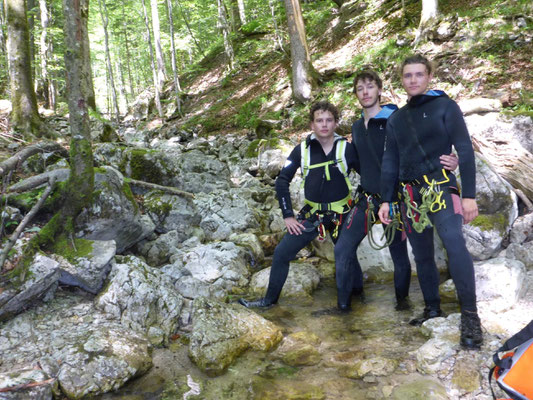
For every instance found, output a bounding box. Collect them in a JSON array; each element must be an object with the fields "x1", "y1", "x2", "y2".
[{"x1": 408, "y1": 90, "x2": 448, "y2": 107}]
